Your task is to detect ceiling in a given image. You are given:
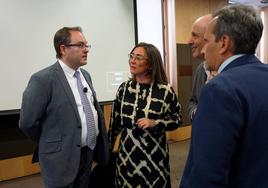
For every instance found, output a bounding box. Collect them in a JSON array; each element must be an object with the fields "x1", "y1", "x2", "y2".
[{"x1": 229, "y1": 0, "x2": 268, "y2": 7}]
